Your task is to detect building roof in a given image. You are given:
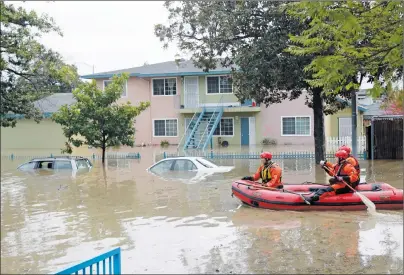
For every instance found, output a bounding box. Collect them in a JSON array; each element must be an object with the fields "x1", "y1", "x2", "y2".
[
  {"x1": 5, "y1": 93, "x2": 76, "y2": 119},
  {"x1": 363, "y1": 102, "x2": 386, "y2": 119},
  {"x1": 335, "y1": 97, "x2": 367, "y2": 112},
  {"x1": 80, "y1": 59, "x2": 236, "y2": 79},
  {"x1": 34, "y1": 93, "x2": 76, "y2": 113}
]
